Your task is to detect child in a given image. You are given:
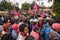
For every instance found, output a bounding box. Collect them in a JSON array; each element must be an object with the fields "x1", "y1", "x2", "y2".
[
  {"x1": 17, "y1": 24, "x2": 28, "y2": 40},
  {"x1": 30, "y1": 27, "x2": 40, "y2": 40}
]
